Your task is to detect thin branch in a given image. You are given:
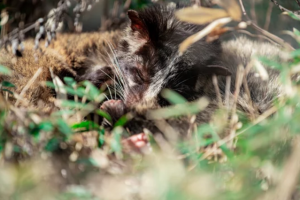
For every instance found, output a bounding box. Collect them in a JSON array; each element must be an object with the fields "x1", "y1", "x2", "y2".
[
  {"x1": 218, "y1": 106, "x2": 277, "y2": 147},
  {"x1": 236, "y1": 30, "x2": 278, "y2": 46},
  {"x1": 224, "y1": 76, "x2": 231, "y2": 110},
  {"x1": 212, "y1": 75, "x2": 223, "y2": 108},
  {"x1": 273, "y1": 136, "x2": 300, "y2": 200},
  {"x1": 228, "y1": 65, "x2": 244, "y2": 149},
  {"x1": 296, "y1": 0, "x2": 300, "y2": 8},
  {"x1": 250, "y1": 0, "x2": 257, "y2": 24},
  {"x1": 271, "y1": 0, "x2": 300, "y2": 17},
  {"x1": 238, "y1": 0, "x2": 294, "y2": 51},
  {"x1": 15, "y1": 68, "x2": 43, "y2": 107},
  {"x1": 264, "y1": 2, "x2": 274, "y2": 31},
  {"x1": 0, "y1": 0, "x2": 99, "y2": 52}
]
